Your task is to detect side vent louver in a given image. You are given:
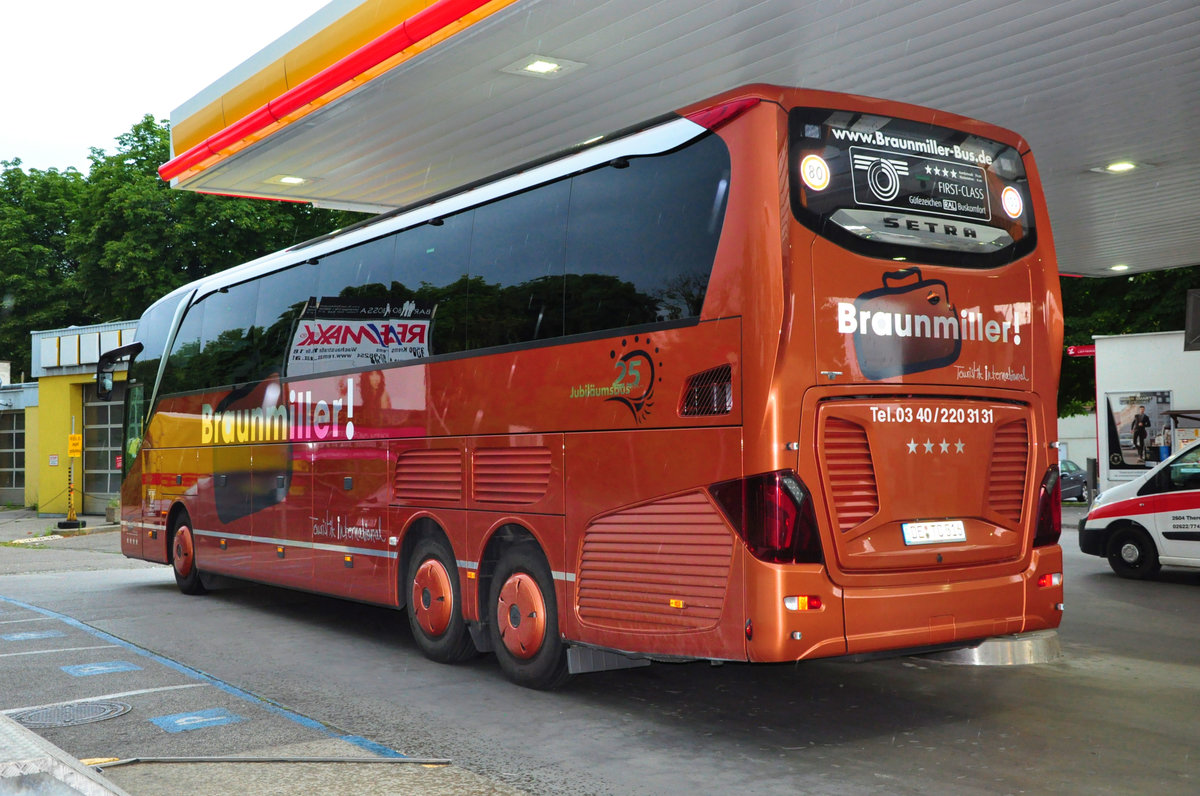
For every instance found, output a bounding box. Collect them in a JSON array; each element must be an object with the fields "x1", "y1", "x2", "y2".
[
  {"x1": 823, "y1": 418, "x2": 879, "y2": 531},
  {"x1": 578, "y1": 493, "x2": 732, "y2": 633},
  {"x1": 394, "y1": 449, "x2": 462, "y2": 503},
  {"x1": 988, "y1": 420, "x2": 1029, "y2": 523},
  {"x1": 680, "y1": 364, "x2": 732, "y2": 417},
  {"x1": 473, "y1": 447, "x2": 552, "y2": 504}
]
